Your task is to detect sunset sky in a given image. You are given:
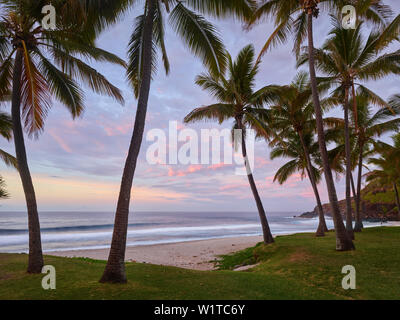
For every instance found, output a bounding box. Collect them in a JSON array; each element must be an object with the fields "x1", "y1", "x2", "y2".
[{"x1": 0, "y1": 1, "x2": 399, "y2": 213}]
